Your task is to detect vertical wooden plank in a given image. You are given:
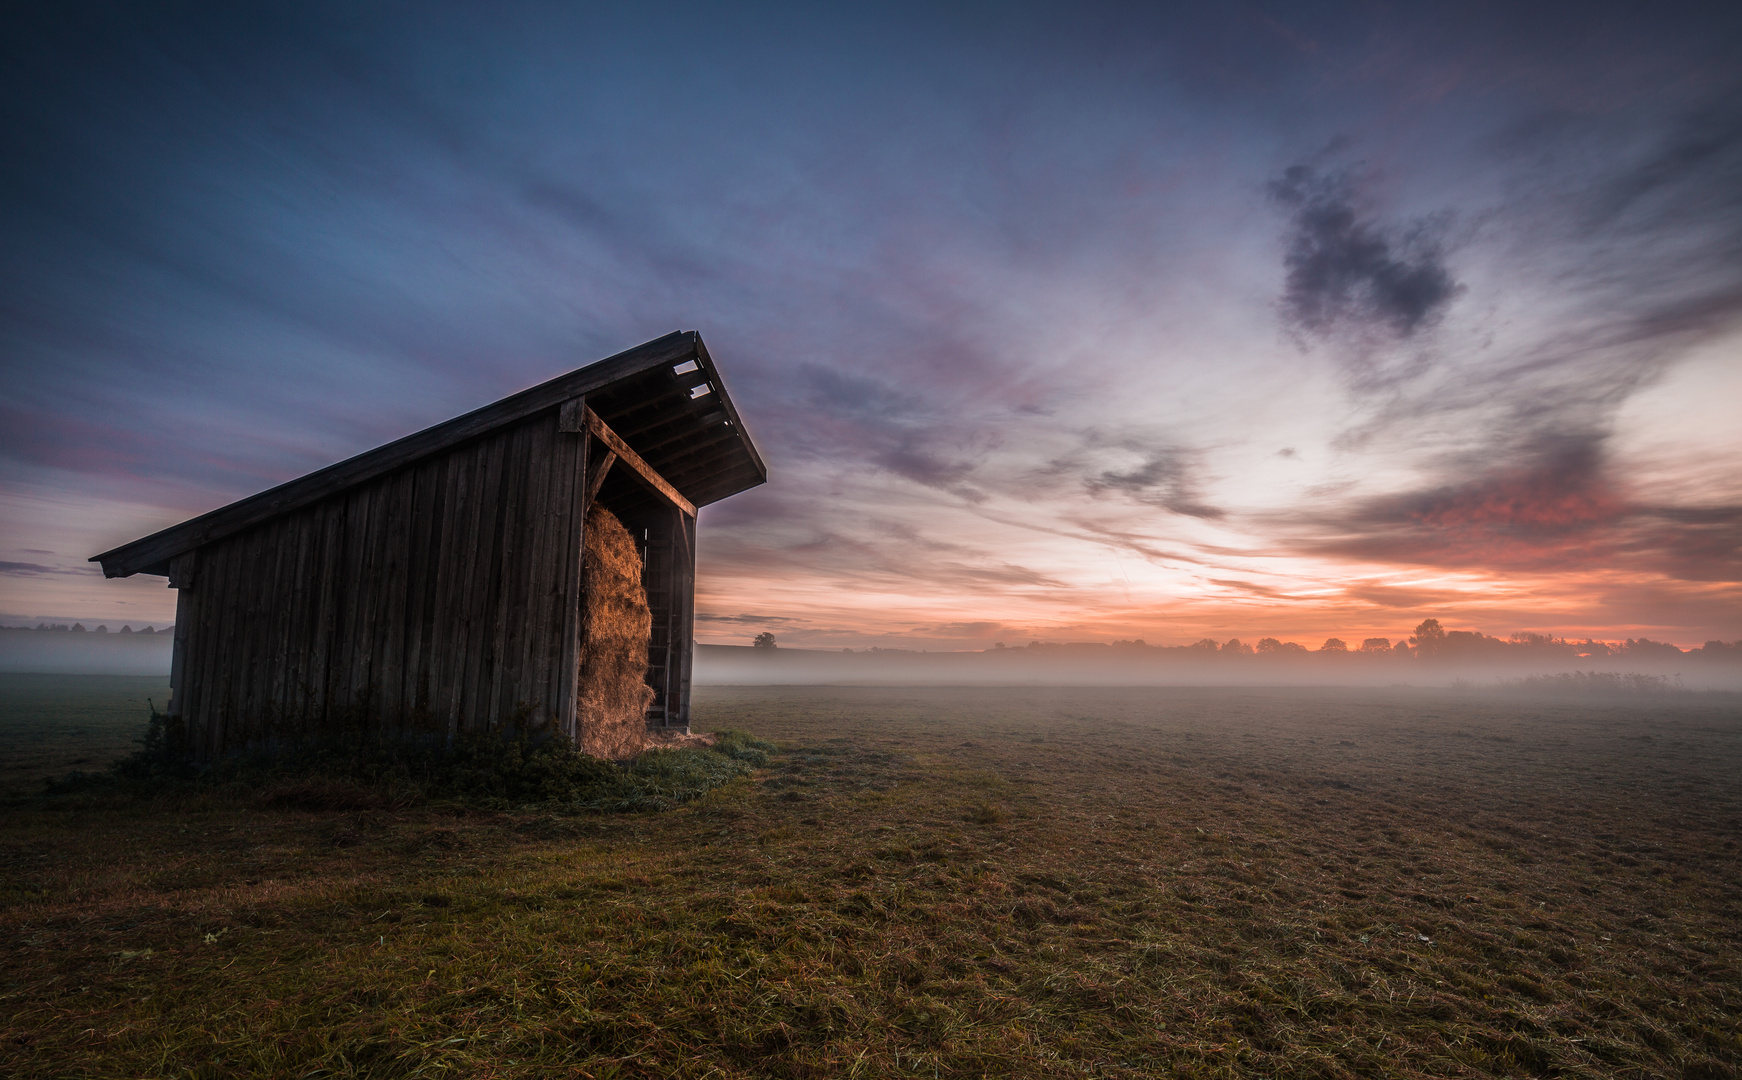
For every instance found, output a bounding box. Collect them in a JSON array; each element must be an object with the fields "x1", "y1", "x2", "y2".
[
  {"x1": 256, "y1": 514, "x2": 289, "y2": 738},
  {"x1": 339, "y1": 481, "x2": 375, "y2": 726},
  {"x1": 404, "y1": 454, "x2": 446, "y2": 732},
  {"x1": 320, "y1": 492, "x2": 353, "y2": 729},
  {"x1": 191, "y1": 538, "x2": 226, "y2": 757},
  {"x1": 200, "y1": 538, "x2": 240, "y2": 757},
  {"x1": 353, "y1": 478, "x2": 388, "y2": 728},
  {"x1": 374, "y1": 468, "x2": 413, "y2": 736},
  {"x1": 284, "y1": 507, "x2": 319, "y2": 725},
  {"x1": 513, "y1": 420, "x2": 549, "y2": 729},
  {"x1": 437, "y1": 441, "x2": 480, "y2": 735},
  {"x1": 504, "y1": 417, "x2": 549, "y2": 732},
  {"x1": 461, "y1": 428, "x2": 510, "y2": 733},
  {"x1": 520, "y1": 415, "x2": 563, "y2": 728},
  {"x1": 248, "y1": 517, "x2": 287, "y2": 744},
  {"x1": 368, "y1": 471, "x2": 403, "y2": 725},
  {"x1": 336, "y1": 485, "x2": 368, "y2": 724},
  {"x1": 311, "y1": 495, "x2": 347, "y2": 731},
  {"x1": 181, "y1": 568, "x2": 213, "y2": 754},
  {"x1": 234, "y1": 522, "x2": 267, "y2": 745},
  {"x1": 218, "y1": 533, "x2": 249, "y2": 749},
  {"x1": 485, "y1": 422, "x2": 530, "y2": 734},
  {"x1": 517, "y1": 418, "x2": 553, "y2": 731}
]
